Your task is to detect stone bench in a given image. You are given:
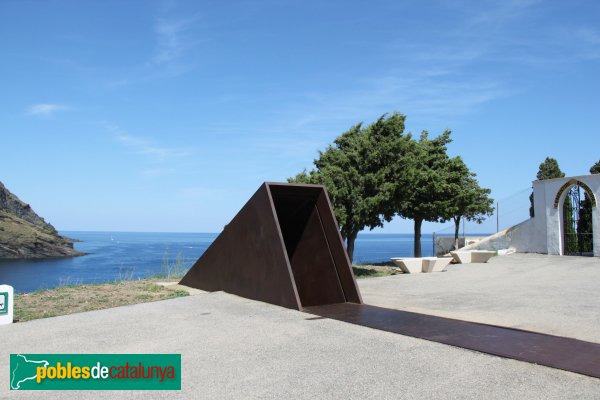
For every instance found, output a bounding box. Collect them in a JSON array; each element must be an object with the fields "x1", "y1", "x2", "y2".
[
  {"x1": 450, "y1": 250, "x2": 496, "y2": 264},
  {"x1": 421, "y1": 257, "x2": 452, "y2": 273},
  {"x1": 390, "y1": 257, "x2": 452, "y2": 273},
  {"x1": 390, "y1": 258, "x2": 423, "y2": 273}
]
